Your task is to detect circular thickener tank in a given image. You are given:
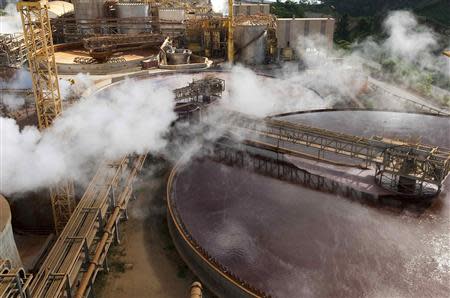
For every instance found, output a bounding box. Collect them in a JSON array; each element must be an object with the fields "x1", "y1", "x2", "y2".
[
  {"x1": 234, "y1": 25, "x2": 267, "y2": 65},
  {"x1": 116, "y1": 2, "x2": 152, "y2": 34},
  {"x1": 0, "y1": 195, "x2": 22, "y2": 268},
  {"x1": 168, "y1": 111, "x2": 450, "y2": 297}
]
